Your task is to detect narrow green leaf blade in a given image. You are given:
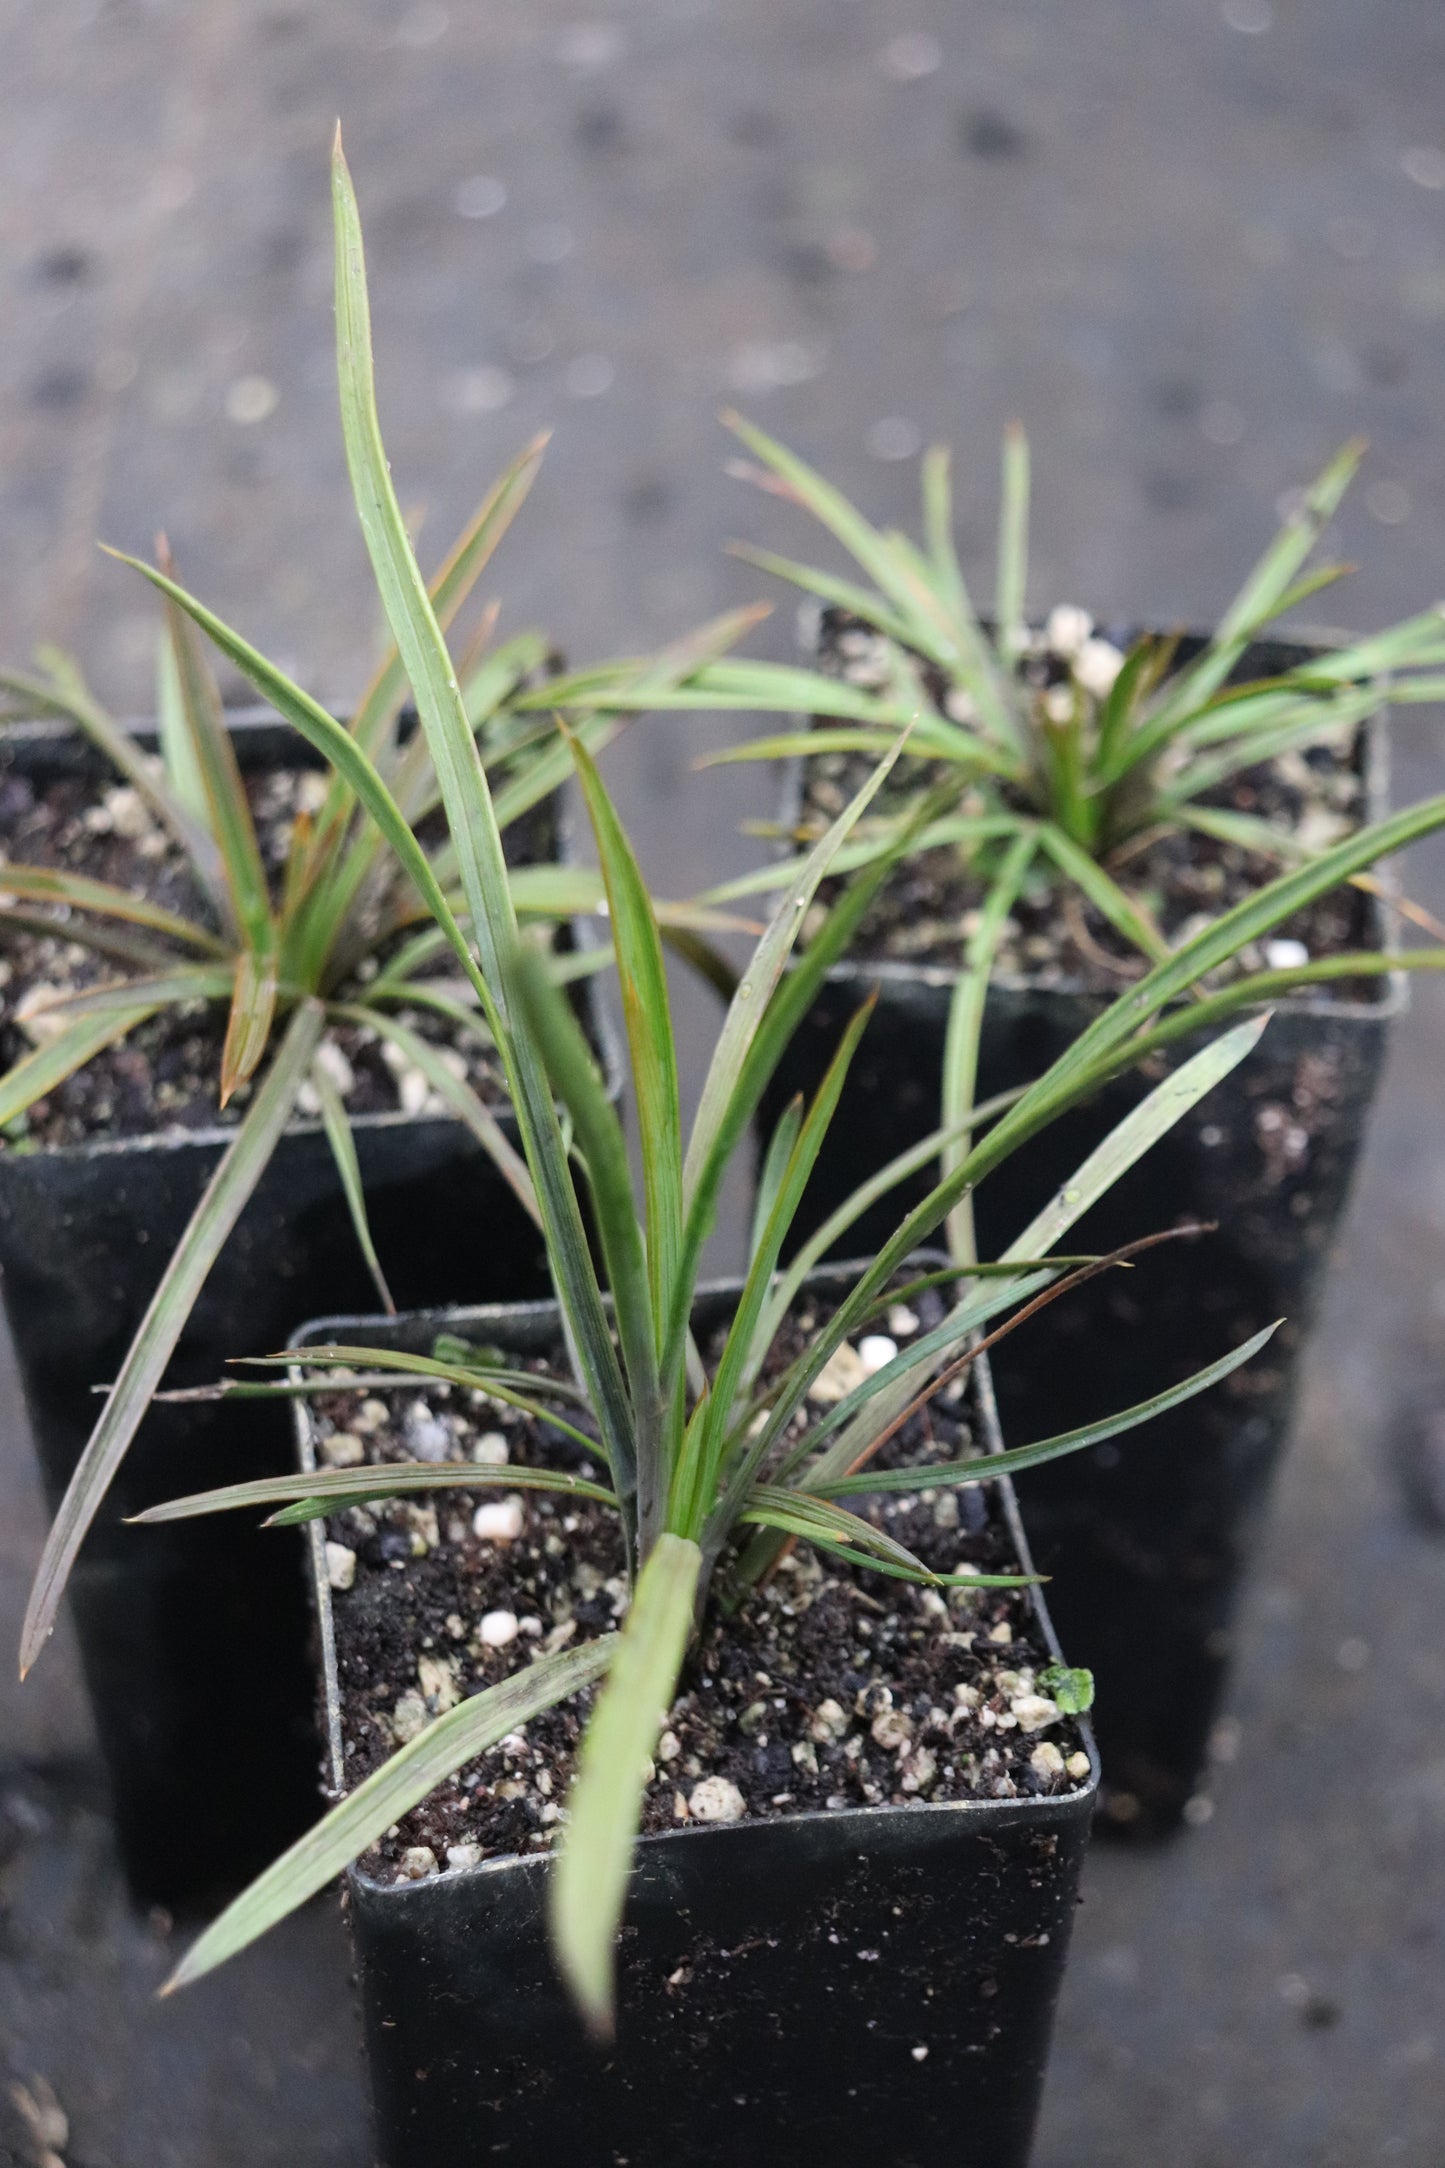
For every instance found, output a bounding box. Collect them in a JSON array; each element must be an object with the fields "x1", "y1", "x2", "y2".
[
  {"x1": 818, "y1": 1324, "x2": 1281, "y2": 1494},
  {"x1": 331, "y1": 134, "x2": 515, "y2": 998},
  {"x1": 683, "y1": 727, "x2": 912, "y2": 1202},
  {"x1": 743, "y1": 1482, "x2": 948, "y2": 1578},
  {"x1": 1001, "y1": 792, "x2": 1445, "y2": 1137},
  {"x1": 13, "y1": 966, "x2": 232, "y2": 1025},
  {"x1": 567, "y1": 730, "x2": 683, "y2": 1337},
  {"x1": 1002, "y1": 1013, "x2": 1271, "y2": 1262},
  {"x1": 0, "y1": 863, "x2": 226, "y2": 955},
  {"x1": 5, "y1": 651, "x2": 219, "y2": 892},
  {"x1": 738, "y1": 1508, "x2": 1034, "y2": 1589},
  {"x1": 133, "y1": 1461, "x2": 616, "y2": 1524},
  {"x1": 0, "y1": 1001, "x2": 166, "y2": 1131},
  {"x1": 1107, "y1": 949, "x2": 1445, "y2": 1065},
  {"x1": 103, "y1": 551, "x2": 492, "y2": 1025},
  {"x1": 19, "y1": 999, "x2": 324, "y2": 1675},
  {"x1": 1172, "y1": 803, "x2": 1309, "y2": 861},
  {"x1": 745, "y1": 1103, "x2": 1020, "y2": 1375},
  {"x1": 942, "y1": 829, "x2": 1035, "y2": 1264},
  {"x1": 742, "y1": 1014, "x2": 1273, "y2": 1497},
  {"x1": 154, "y1": 625, "x2": 210, "y2": 825},
  {"x1": 551, "y1": 1534, "x2": 700, "y2": 2036},
  {"x1": 337, "y1": 1004, "x2": 539, "y2": 1228},
  {"x1": 750, "y1": 1097, "x2": 803, "y2": 1266},
  {"x1": 330, "y1": 134, "x2": 633, "y2": 1499},
  {"x1": 349, "y1": 431, "x2": 550, "y2": 763},
  {"x1": 697, "y1": 728, "x2": 915, "y2": 766},
  {"x1": 921, "y1": 444, "x2": 969, "y2": 623},
  {"x1": 0, "y1": 909, "x2": 200, "y2": 980},
  {"x1": 508, "y1": 946, "x2": 657, "y2": 1526},
  {"x1": 690, "y1": 1002, "x2": 875, "y2": 1530},
  {"x1": 159, "y1": 564, "x2": 273, "y2": 955},
  {"x1": 724, "y1": 415, "x2": 937, "y2": 634},
  {"x1": 1147, "y1": 440, "x2": 1364, "y2": 731},
  {"x1": 164, "y1": 1635, "x2": 614, "y2": 1992},
  {"x1": 1037, "y1": 821, "x2": 1170, "y2": 965},
  {"x1": 723, "y1": 543, "x2": 916, "y2": 652},
  {"x1": 310, "y1": 1053, "x2": 396, "y2": 1314},
  {"x1": 220, "y1": 946, "x2": 279, "y2": 1104}
]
